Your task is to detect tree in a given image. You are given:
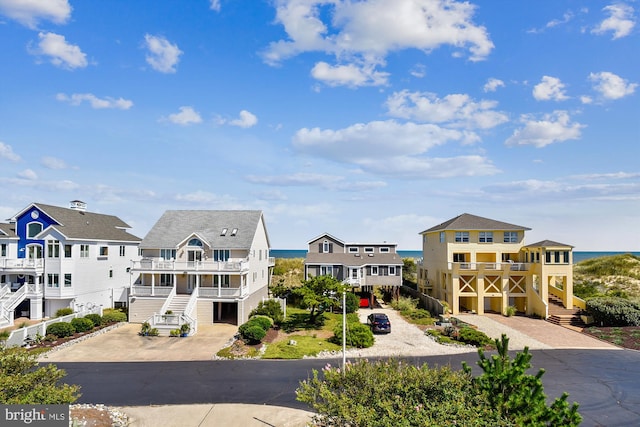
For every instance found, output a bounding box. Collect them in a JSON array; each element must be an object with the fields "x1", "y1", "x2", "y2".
[
  {"x1": 463, "y1": 334, "x2": 582, "y2": 426},
  {"x1": 402, "y1": 258, "x2": 417, "y2": 286},
  {"x1": 292, "y1": 275, "x2": 347, "y2": 323},
  {"x1": 0, "y1": 347, "x2": 80, "y2": 404}
]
